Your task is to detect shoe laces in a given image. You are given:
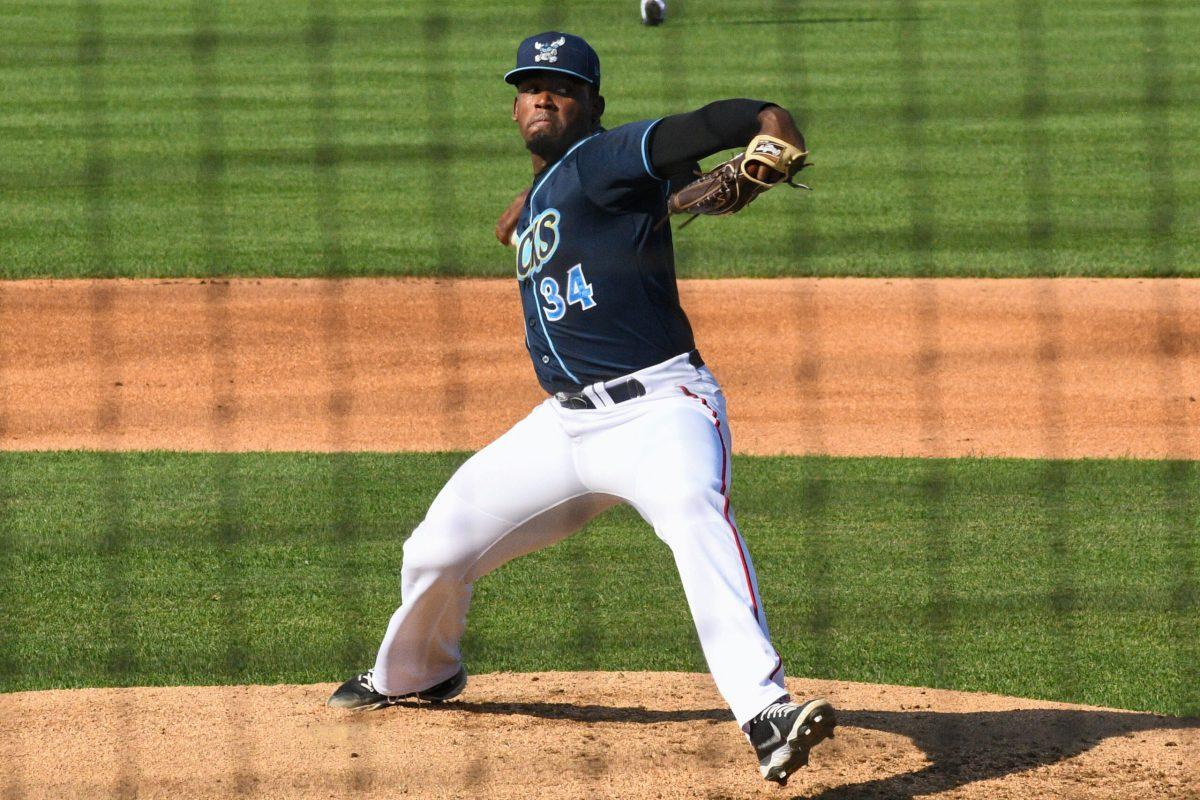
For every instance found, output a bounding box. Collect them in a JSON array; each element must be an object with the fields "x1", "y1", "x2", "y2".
[
  {"x1": 754, "y1": 701, "x2": 797, "y2": 722},
  {"x1": 358, "y1": 669, "x2": 378, "y2": 692}
]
